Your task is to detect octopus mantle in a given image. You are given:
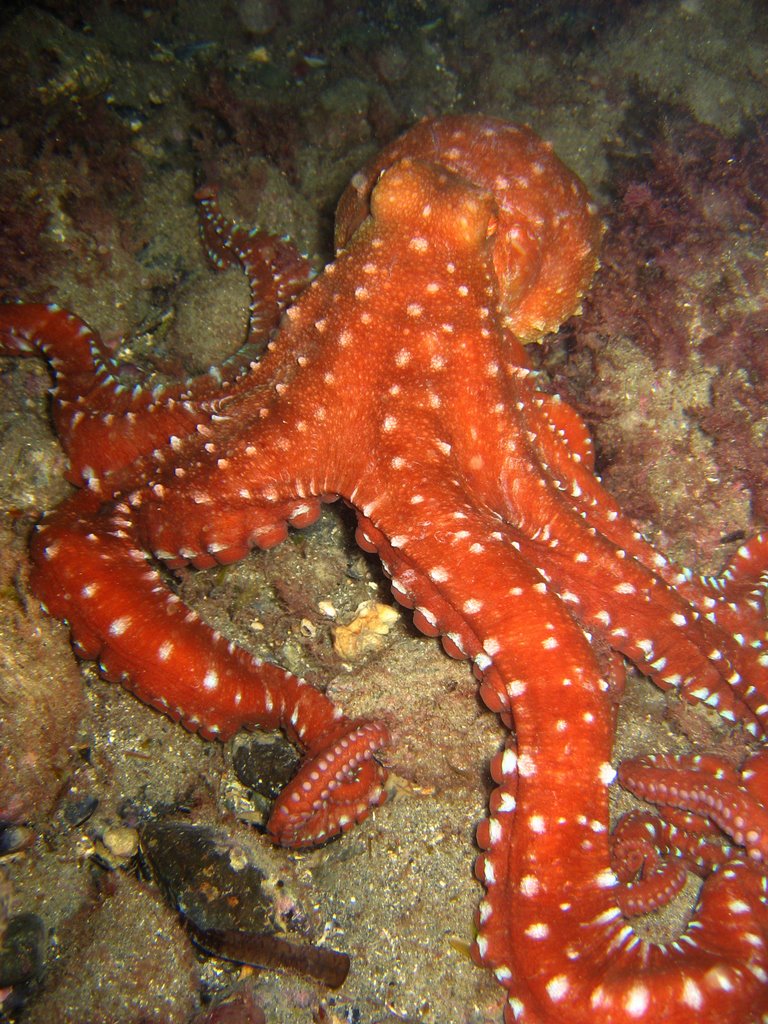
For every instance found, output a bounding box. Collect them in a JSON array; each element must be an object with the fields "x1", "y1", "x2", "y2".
[{"x1": 2, "y1": 115, "x2": 768, "y2": 1023}]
